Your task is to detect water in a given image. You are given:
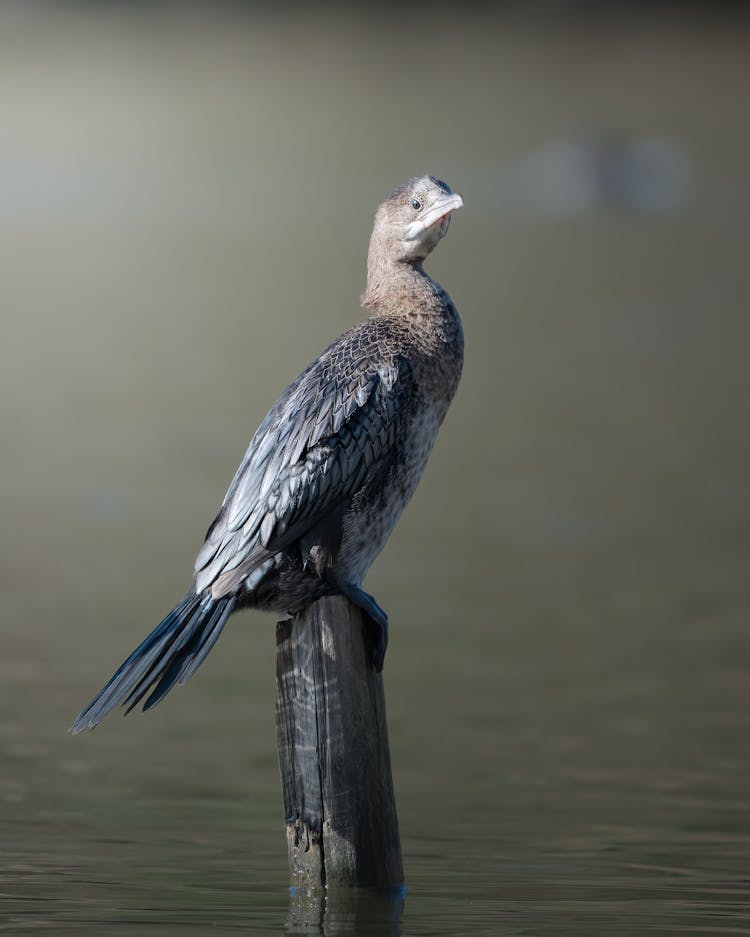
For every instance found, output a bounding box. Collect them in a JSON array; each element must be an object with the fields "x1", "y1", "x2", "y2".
[{"x1": 2, "y1": 7, "x2": 750, "y2": 934}]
